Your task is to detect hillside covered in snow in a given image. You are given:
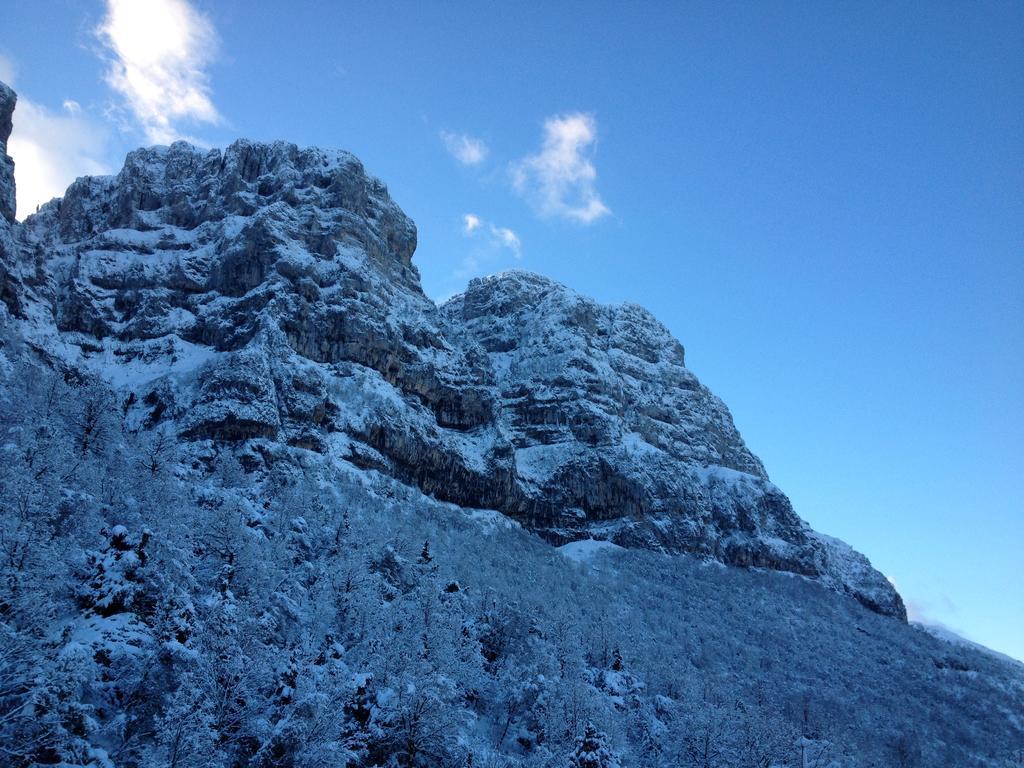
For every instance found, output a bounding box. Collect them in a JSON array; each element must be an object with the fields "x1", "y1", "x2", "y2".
[{"x1": 0, "y1": 80, "x2": 1021, "y2": 767}]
